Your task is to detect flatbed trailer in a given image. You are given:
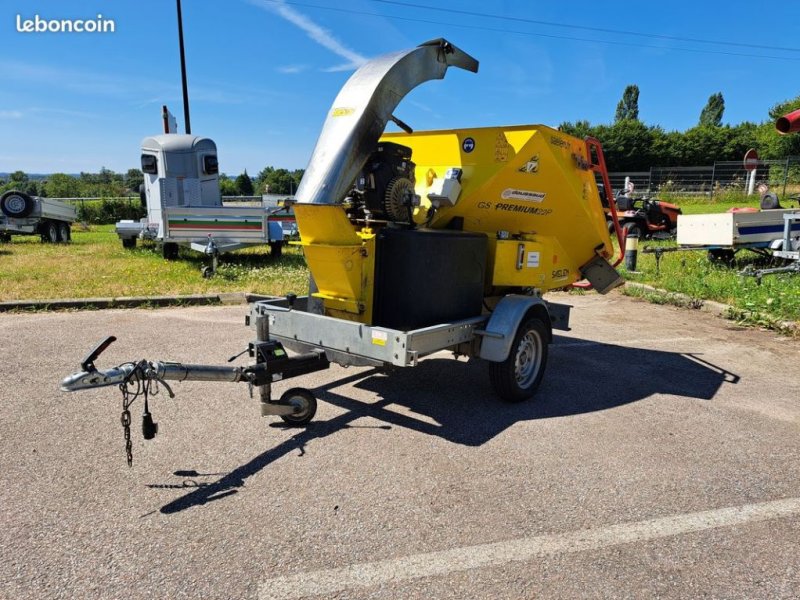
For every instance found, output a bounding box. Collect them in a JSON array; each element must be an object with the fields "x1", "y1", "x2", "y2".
[{"x1": 0, "y1": 190, "x2": 77, "y2": 243}]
